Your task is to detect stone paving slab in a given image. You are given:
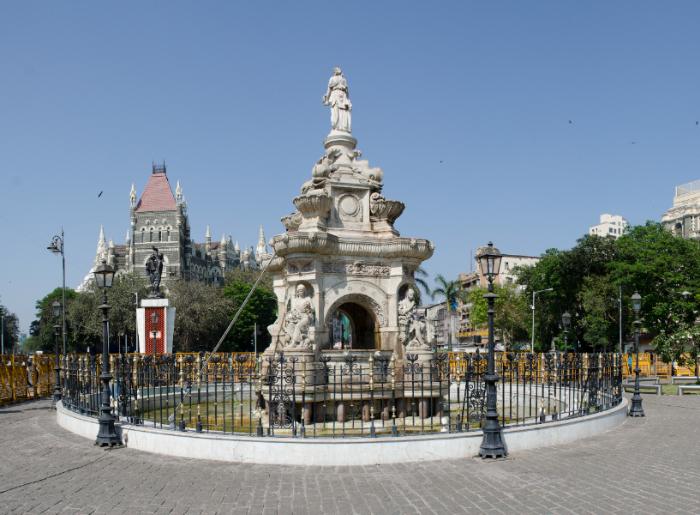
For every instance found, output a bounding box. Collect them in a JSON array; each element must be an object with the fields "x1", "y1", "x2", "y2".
[{"x1": 0, "y1": 394, "x2": 698, "y2": 514}]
